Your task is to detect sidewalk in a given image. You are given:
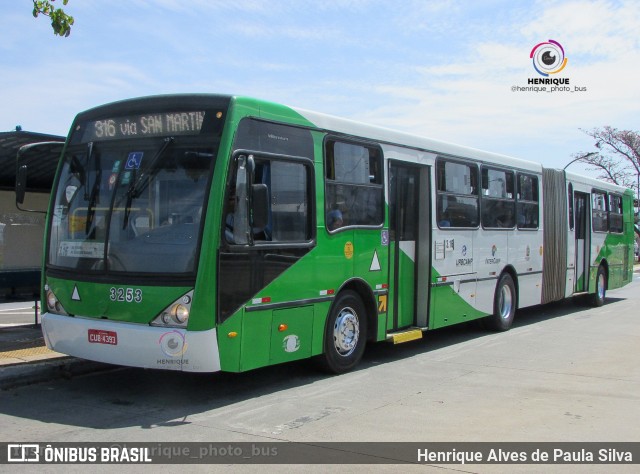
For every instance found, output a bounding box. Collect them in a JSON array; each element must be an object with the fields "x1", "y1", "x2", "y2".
[
  {"x1": 0, "y1": 321, "x2": 107, "y2": 390},
  {"x1": 0, "y1": 321, "x2": 59, "y2": 362}
]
